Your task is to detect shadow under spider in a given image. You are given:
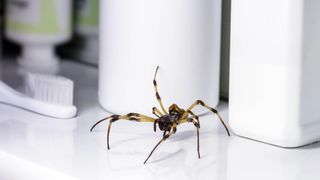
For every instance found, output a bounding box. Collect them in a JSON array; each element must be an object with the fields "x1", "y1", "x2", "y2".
[{"x1": 109, "y1": 130, "x2": 212, "y2": 149}]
